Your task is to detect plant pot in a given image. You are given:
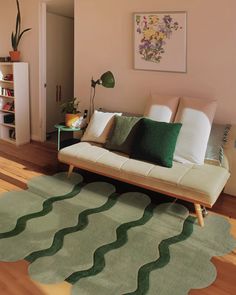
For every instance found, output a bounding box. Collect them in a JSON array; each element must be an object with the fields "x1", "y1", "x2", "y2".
[
  {"x1": 9, "y1": 51, "x2": 20, "y2": 62},
  {"x1": 65, "y1": 113, "x2": 80, "y2": 127}
]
